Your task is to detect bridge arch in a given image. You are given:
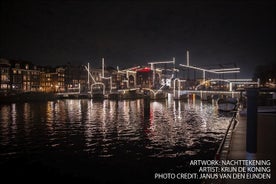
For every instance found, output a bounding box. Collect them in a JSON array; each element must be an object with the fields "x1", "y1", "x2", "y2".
[
  {"x1": 195, "y1": 79, "x2": 231, "y2": 91},
  {"x1": 128, "y1": 75, "x2": 135, "y2": 88},
  {"x1": 91, "y1": 82, "x2": 105, "y2": 95}
]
